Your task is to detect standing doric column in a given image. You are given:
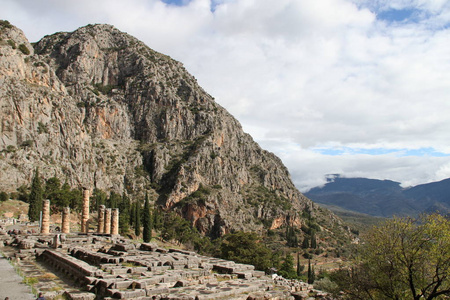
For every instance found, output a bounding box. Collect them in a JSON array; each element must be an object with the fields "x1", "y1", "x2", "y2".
[
  {"x1": 81, "y1": 189, "x2": 90, "y2": 233},
  {"x1": 111, "y1": 208, "x2": 119, "y2": 235},
  {"x1": 104, "y1": 208, "x2": 112, "y2": 234},
  {"x1": 41, "y1": 199, "x2": 50, "y2": 234},
  {"x1": 61, "y1": 207, "x2": 70, "y2": 234},
  {"x1": 97, "y1": 205, "x2": 105, "y2": 234}
]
